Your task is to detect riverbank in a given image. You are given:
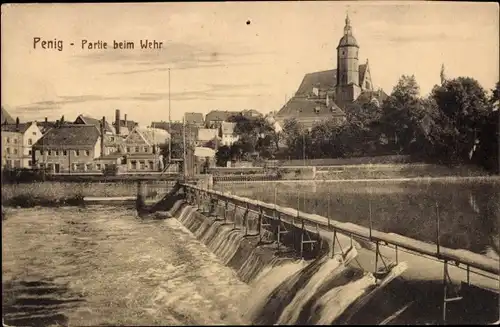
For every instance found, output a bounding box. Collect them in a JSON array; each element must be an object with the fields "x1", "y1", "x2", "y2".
[{"x1": 1, "y1": 181, "x2": 176, "y2": 208}]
